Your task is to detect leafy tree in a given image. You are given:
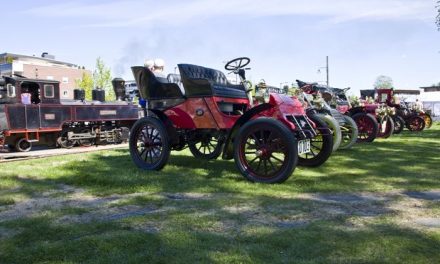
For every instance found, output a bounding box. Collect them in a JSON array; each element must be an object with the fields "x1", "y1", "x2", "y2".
[
  {"x1": 374, "y1": 75, "x2": 393, "y2": 89},
  {"x1": 93, "y1": 57, "x2": 114, "y2": 100},
  {"x1": 437, "y1": 1, "x2": 440, "y2": 30},
  {"x1": 75, "y1": 72, "x2": 93, "y2": 100}
]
